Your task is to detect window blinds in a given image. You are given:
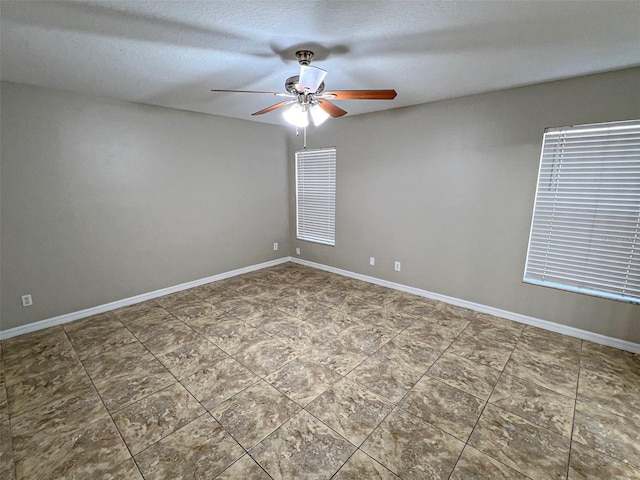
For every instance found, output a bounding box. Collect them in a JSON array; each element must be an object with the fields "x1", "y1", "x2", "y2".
[
  {"x1": 524, "y1": 120, "x2": 640, "y2": 304},
  {"x1": 295, "y1": 147, "x2": 336, "y2": 246}
]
